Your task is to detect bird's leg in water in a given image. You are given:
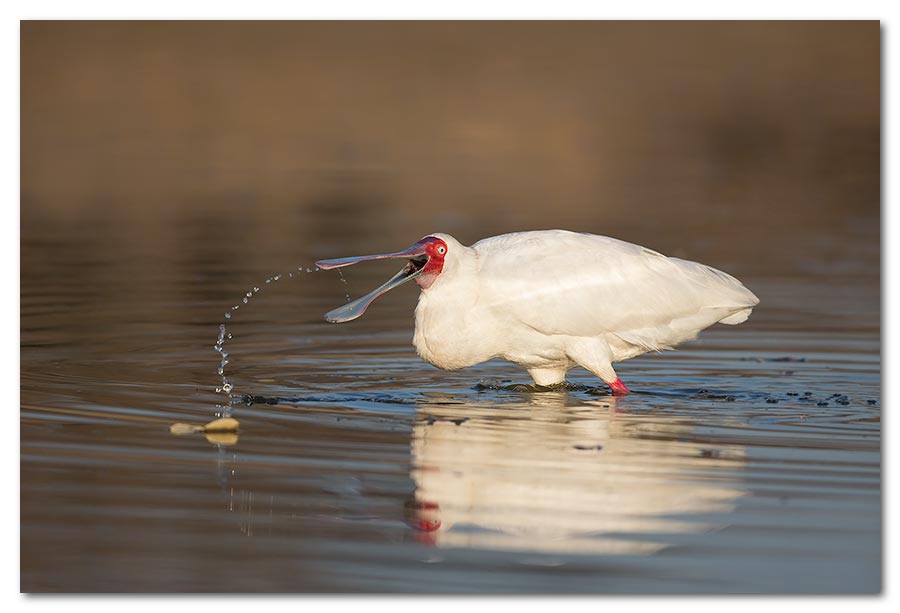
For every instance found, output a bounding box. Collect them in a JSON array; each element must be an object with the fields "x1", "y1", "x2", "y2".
[
  {"x1": 564, "y1": 338, "x2": 630, "y2": 395},
  {"x1": 527, "y1": 367, "x2": 568, "y2": 387},
  {"x1": 608, "y1": 377, "x2": 630, "y2": 396}
]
